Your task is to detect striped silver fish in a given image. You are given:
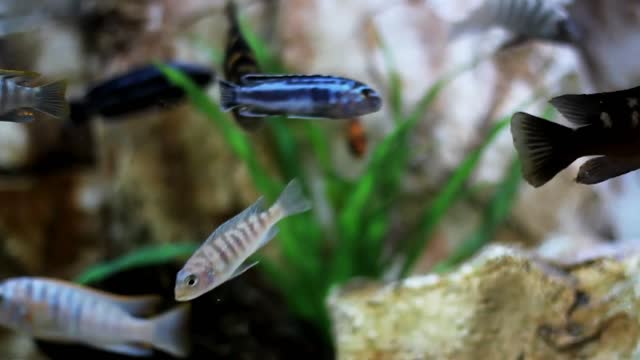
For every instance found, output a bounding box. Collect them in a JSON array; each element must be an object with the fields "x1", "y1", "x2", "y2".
[
  {"x1": 218, "y1": 74, "x2": 382, "y2": 119},
  {"x1": 0, "y1": 277, "x2": 190, "y2": 358},
  {"x1": 450, "y1": 0, "x2": 582, "y2": 47},
  {"x1": 0, "y1": 69, "x2": 69, "y2": 122},
  {"x1": 175, "y1": 179, "x2": 312, "y2": 301}
]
